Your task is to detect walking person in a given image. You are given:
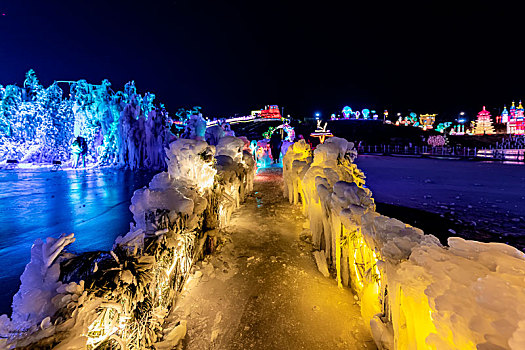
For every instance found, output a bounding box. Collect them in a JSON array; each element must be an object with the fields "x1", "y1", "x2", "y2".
[{"x1": 269, "y1": 131, "x2": 282, "y2": 164}]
